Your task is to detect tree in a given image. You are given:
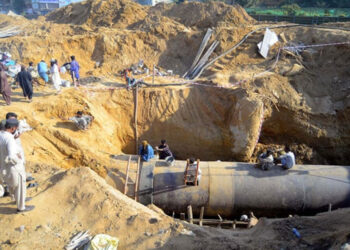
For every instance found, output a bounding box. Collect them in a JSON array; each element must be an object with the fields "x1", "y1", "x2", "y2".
[
  {"x1": 12, "y1": 0, "x2": 25, "y2": 14},
  {"x1": 281, "y1": 3, "x2": 301, "y2": 16}
]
